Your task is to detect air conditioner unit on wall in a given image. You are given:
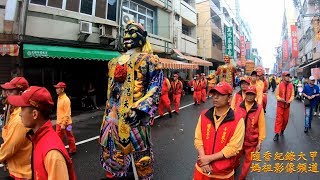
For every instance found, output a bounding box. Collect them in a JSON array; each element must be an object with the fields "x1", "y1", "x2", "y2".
[
  {"x1": 80, "y1": 21, "x2": 92, "y2": 34},
  {"x1": 99, "y1": 25, "x2": 117, "y2": 38},
  {"x1": 122, "y1": 12, "x2": 135, "y2": 27}
]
